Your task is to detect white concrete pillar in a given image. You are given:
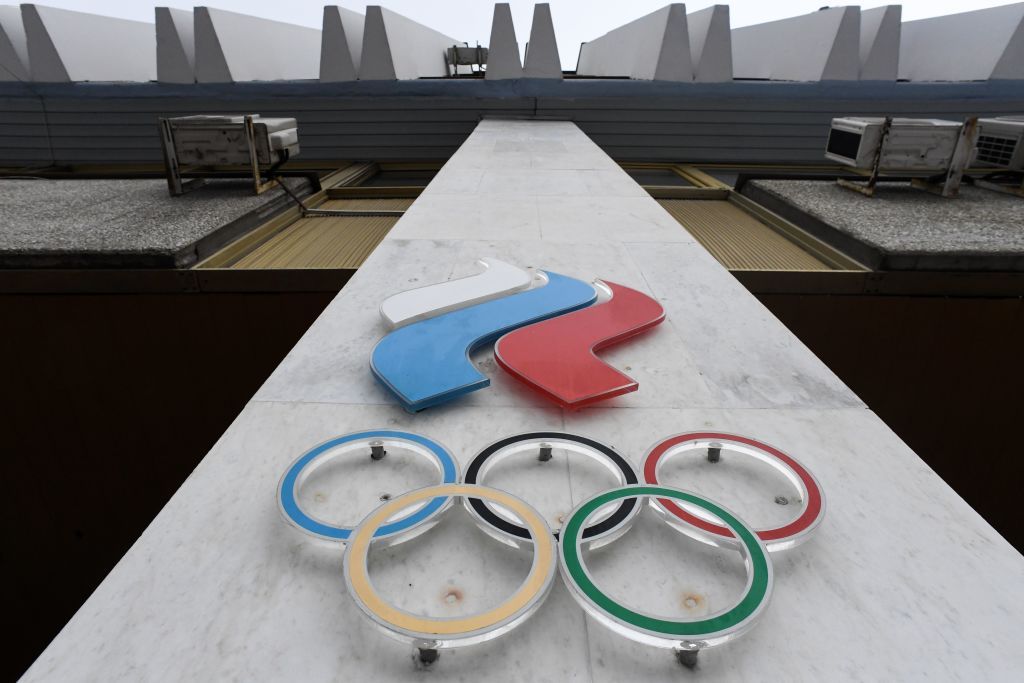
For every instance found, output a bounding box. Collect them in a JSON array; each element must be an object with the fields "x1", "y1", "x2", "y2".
[
  {"x1": 194, "y1": 6, "x2": 321, "y2": 83},
  {"x1": 577, "y1": 4, "x2": 692, "y2": 82},
  {"x1": 732, "y1": 6, "x2": 860, "y2": 81},
  {"x1": 358, "y1": 5, "x2": 459, "y2": 80},
  {"x1": 523, "y1": 3, "x2": 561, "y2": 79},
  {"x1": 486, "y1": 2, "x2": 522, "y2": 80},
  {"x1": 859, "y1": 6, "x2": 900, "y2": 81},
  {"x1": 320, "y1": 5, "x2": 364, "y2": 82},
  {"x1": 156, "y1": 7, "x2": 194, "y2": 84},
  {"x1": 688, "y1": 4, "x2": 731, "y2": 82},
  {"x1": 21, "y1": 3, "x2": 156, "y2": 82},
  {"x1": 898, "y1": 3, "x2": 1024, "y2": 81},
  {"x1": 0, "y1": 5, "x2": 29, "y2": 81}
]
